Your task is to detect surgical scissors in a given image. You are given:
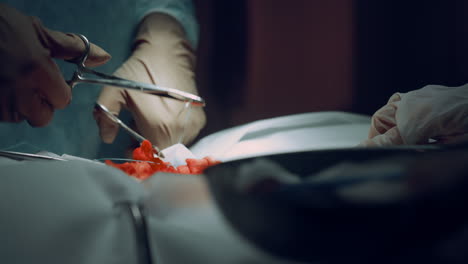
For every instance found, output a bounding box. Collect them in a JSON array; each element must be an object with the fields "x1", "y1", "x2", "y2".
[
  {"x1": 67, "y1": 34, "x2": 205, "y2": 106},
  {"x1": 67, "y1": 34, "x2": 206, "y2": 158}
]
